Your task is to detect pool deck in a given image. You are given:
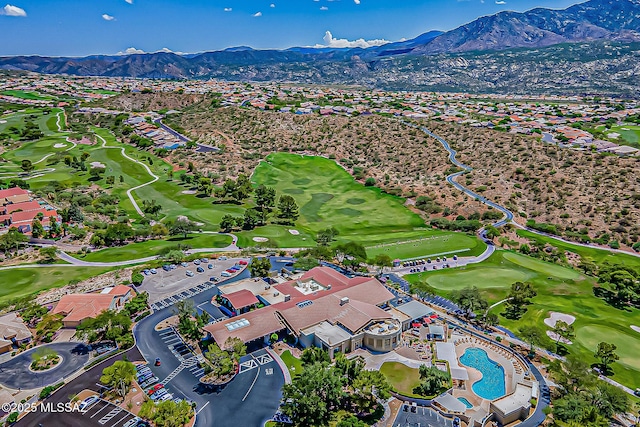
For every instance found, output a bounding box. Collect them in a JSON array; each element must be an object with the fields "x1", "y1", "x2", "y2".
[{"x1": 446, "y1": 333, "x2": 529, "y2": 425}]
